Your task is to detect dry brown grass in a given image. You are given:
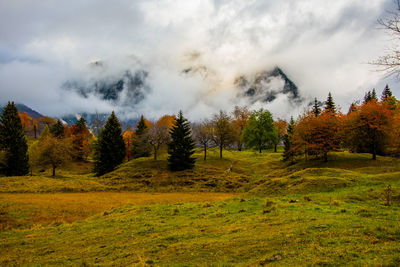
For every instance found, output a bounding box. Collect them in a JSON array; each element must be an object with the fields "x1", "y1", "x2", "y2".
[{"x1": 0, "y1": 192, "x2": 236, "y2": 229}]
